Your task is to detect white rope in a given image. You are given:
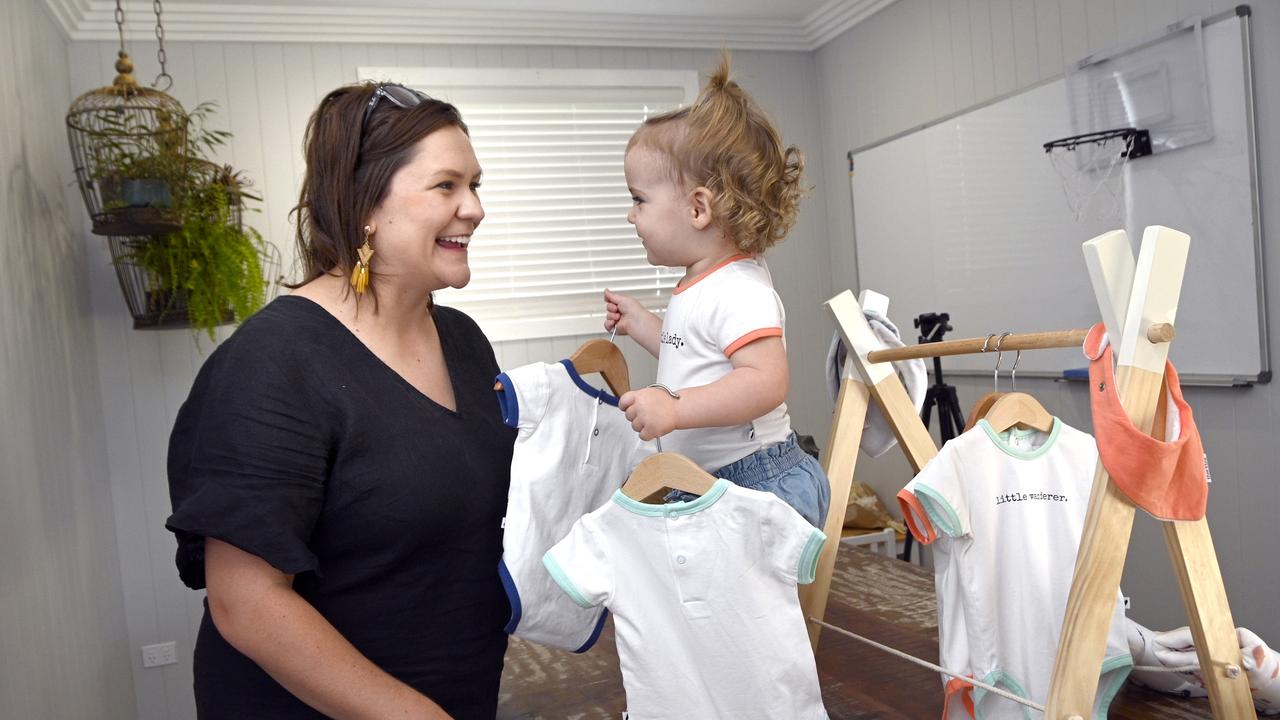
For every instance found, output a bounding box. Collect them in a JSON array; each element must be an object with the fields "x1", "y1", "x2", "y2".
[
  {"x1": 808, "y1": 618, "x2": 1046, "y2": 713},
  {"x1": 811, "y1": 616, "x2": 1205, "y2": 712},
  {"x1": 1134, "y1": 664, "x2": 1201, "y2": 673}
]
